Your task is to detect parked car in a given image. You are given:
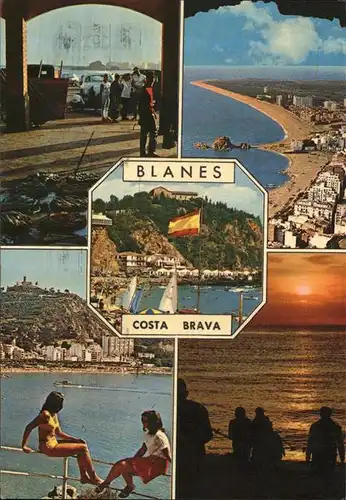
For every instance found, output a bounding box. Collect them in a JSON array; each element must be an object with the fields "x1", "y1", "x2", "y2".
[
  {"x1": 79, "y1": 73, "x2": 114, "y2": 109},
  {"x1": 61, "y1": 72, "x2": 80, "y2": 87},
  {"x1": 79, "y1": 70, "x2": 133, "y2": 109}
]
